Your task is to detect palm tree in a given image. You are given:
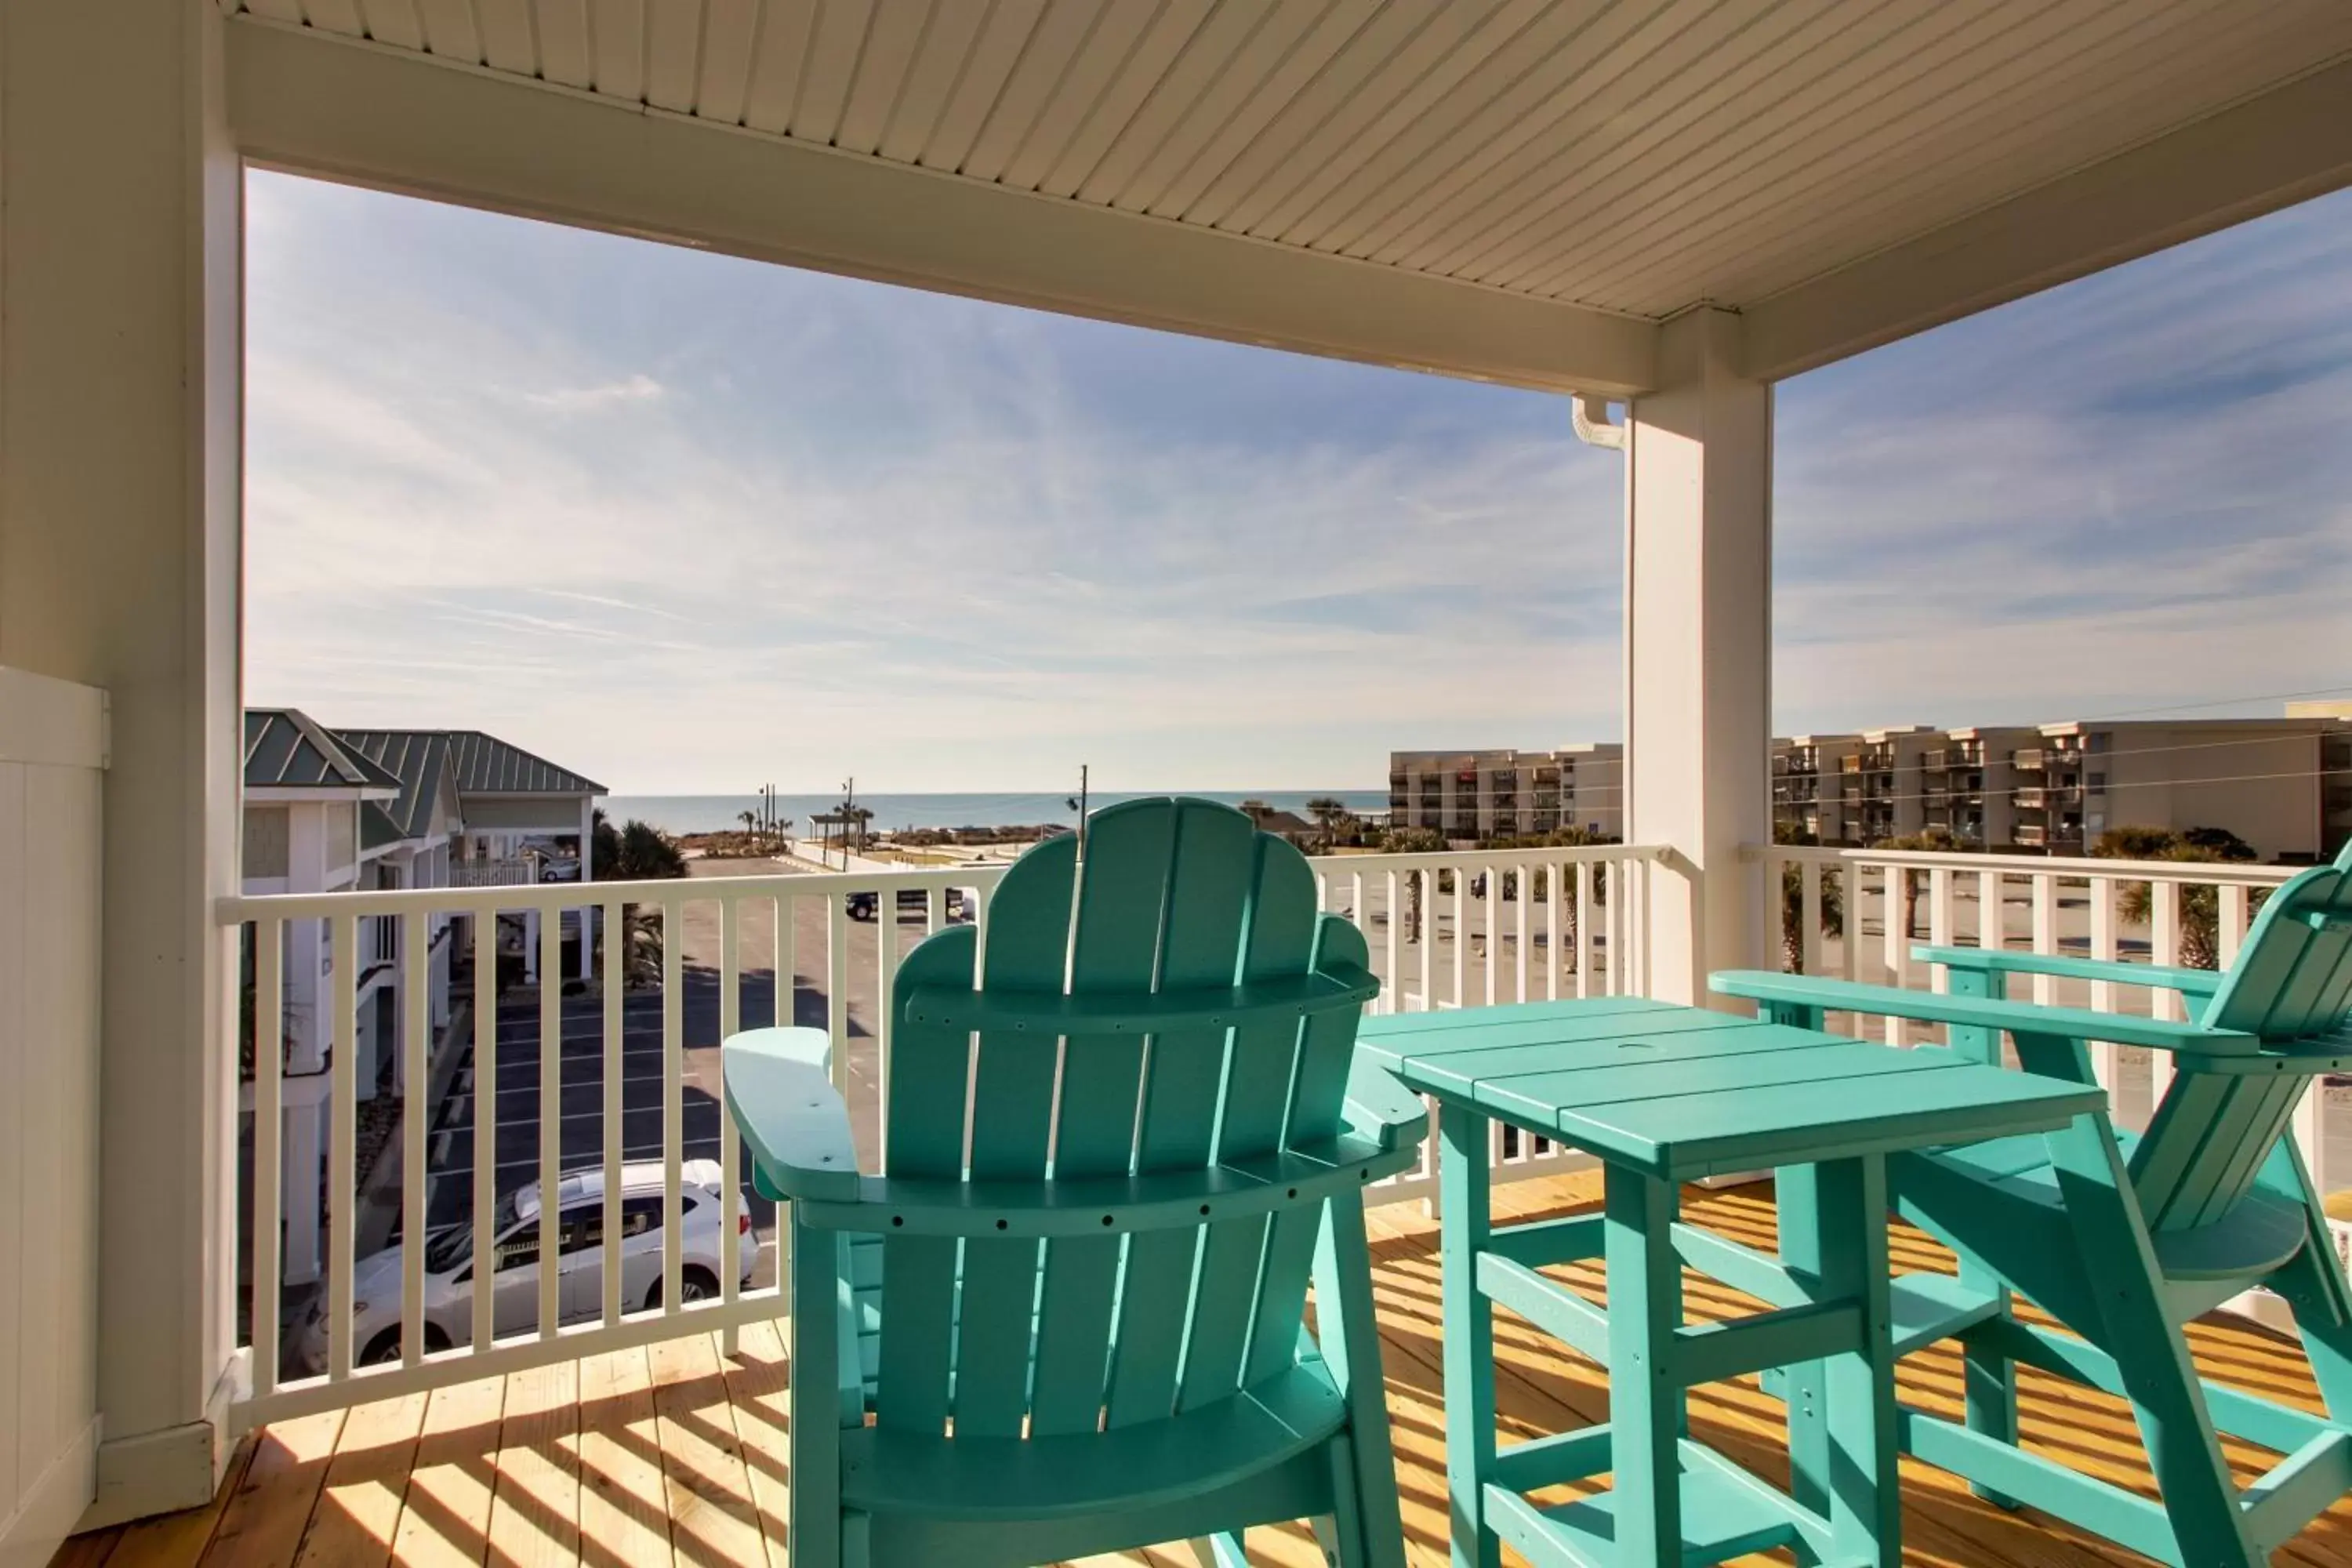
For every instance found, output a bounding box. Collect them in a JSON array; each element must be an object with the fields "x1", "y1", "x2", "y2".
[
  {"x1": 1875, "y1": 827, "x2": 1965, "y2": 940},
  {"x1": 1305, "y1": 796, "x2": 1351, "y2": 848},
  {"x1": 2092, "y1": 825, "x2": 2255, "y2": 969},
  {"x1": 739, "y1": 809, "x2": 759, "y2": 838},
  {"x1": 1773, "y1": 823, "x2": 1845, "y2": 974}
]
